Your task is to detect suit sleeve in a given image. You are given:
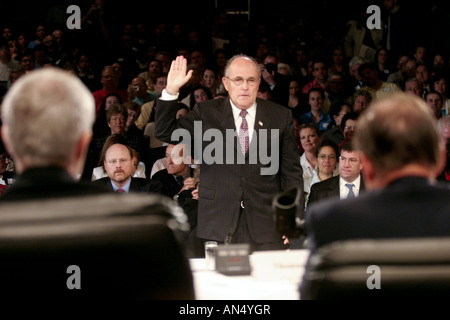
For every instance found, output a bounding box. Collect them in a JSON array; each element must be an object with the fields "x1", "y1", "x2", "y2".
[
  {"x1": 154, "y1": 98, "x2": 200, "y2": 145},
  {"x1": 307, "y1": 183, "x2": 319, "y2": 207},
  {"x1": 280, "y1": 109, "x2": 305, "y2": 216}
]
